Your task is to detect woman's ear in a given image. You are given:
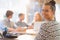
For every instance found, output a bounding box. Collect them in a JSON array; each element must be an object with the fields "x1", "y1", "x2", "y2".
[
  {"x1": 52, "y1": 11, "x2": 55, "y2": 20},
  {"x1": 53, "y1": 11, "x2": 55, "y2": 15}
]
